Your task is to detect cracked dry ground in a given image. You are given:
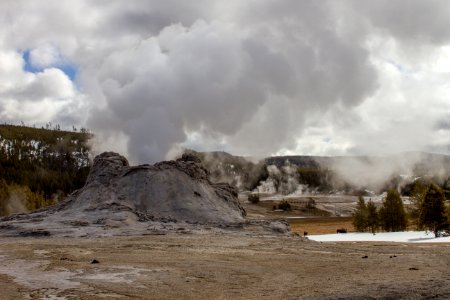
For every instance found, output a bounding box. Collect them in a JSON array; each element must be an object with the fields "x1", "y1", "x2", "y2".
[{"x1": 0, "y1": 233, "x2": 449, "y2": 299}]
